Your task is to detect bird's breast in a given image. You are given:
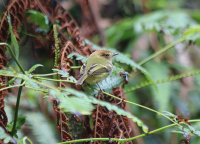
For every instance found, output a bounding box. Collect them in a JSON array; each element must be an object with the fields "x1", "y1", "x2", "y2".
[{"x1": 85, "y1": 72, "x2": 110, "y2": 84}]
